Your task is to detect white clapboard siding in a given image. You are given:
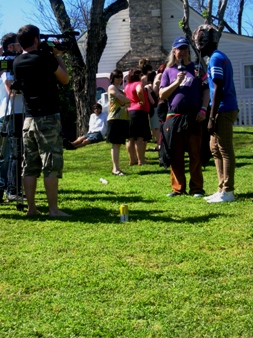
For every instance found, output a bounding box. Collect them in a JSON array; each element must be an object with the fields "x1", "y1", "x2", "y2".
[
  {"x1": 97, "y1": 9, "x2": 130, "y2": 73},
  {"x1": 77, "y1": 9, "x2": 130, "y2": 74},
  {"x1": 162, "y1": 0, "x2": 202, "y2": 51}
]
